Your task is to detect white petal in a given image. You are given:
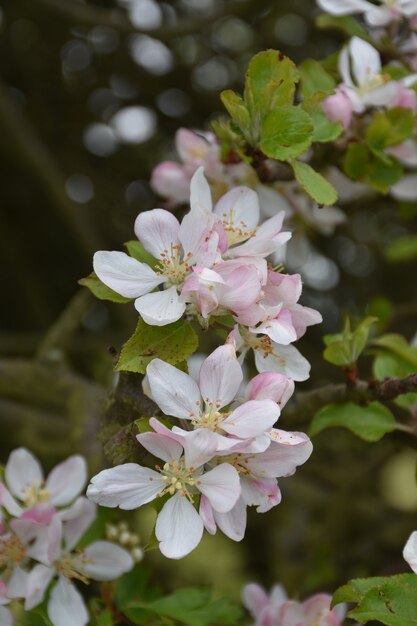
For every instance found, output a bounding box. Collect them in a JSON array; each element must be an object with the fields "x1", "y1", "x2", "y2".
[
  {"x1": 137, "y1": 432, "x2": 183, "y2": 463},
  {"x1": 94, "y1": 250, "x2": 162, "y2": 298},
  {"x1": 0, "y1": 483, "x2": 23, "y2": 516},
  {"x1": 46, "y1": 456, "x2": 87, "y2": 506},
  {"x1": 349, "y1": 37, "x2": 381, "y2": 88},
  {"x1": 391, "y1": 175, "x2": 417, "y2": 201},
  {"x1": 339, "y1": 46, "x2": 353, "y2": 88},
  {"x1": 255, "y1": 344, "x2": 311, "y2": 381},
  {"x1": 61, "y1": 497, "x2": 97, "y2": 552},
  {"x1": 242, "y1": 583, "x2": 270, "y2": 617},
  {"x1": 25, "y1": 564, "x2": 55, "y2": 610},
  {"x1": 134, "y1": 208, "x2": 180, "y2": 259},
  {"x1": 87, "y1": 464, "x2": 165, "y2": 510},
  {"x1": 190, "y1": 166, "x2": 212, "y2": 215},
  {"x1": 135, "y1": 286, "x2": 186, "y2": 326},
  {"x1": 5, "y1": 448, "x2": 43, "y2": 500},
  {"x1": 213, "y1": 498, "x2": 247, "y2": 541},
  {"x1": 222, "y1": 400, "x2": 280, "y2": 439},
  {"x1": 365, "y1": 7, "x2": 393, "y2": 26},
  {"x1": 198, "y1": 464, "x2": 240, "y2": 513},
  {"x1": 147, "y1": 358, "x2": 201, "y2": 419},
  {"x1": 83, "y1": 541, "x2": 134, "y2": 580},
  {"x1": 181, "y1": 429, "x2": 218, "y2": 468},
  {"x1": 214, "y1": 186, "x2": 260, "y2": 231},
  {"x1": 48, "y1": 577, "x2": 89, "y2": 626},
  {"x1": 7, "y1": 566, "x2": 29, "y2": 599},
  {"x1": 199, "y1": 345, "x2": 243, "y2": 409},
  {"x1": 317, "y1": 0, "x2": 373, "y2": 15},
  {"x1": 404, "y1": 531, "x2": 417, "y2": 573},
  {"x1": 0, "y1": 607, "x2": 13, "y2": 626},
  {"x1": 156, "y1": 493, "x2": 204, "y2": 559}
]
